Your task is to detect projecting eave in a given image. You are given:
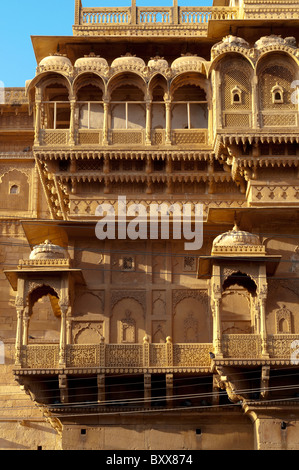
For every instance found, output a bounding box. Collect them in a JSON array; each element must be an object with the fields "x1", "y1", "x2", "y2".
[
  {"x1": 197, "y1": 254, "x2": 282, "y2": 279},
  {"x1": 4, "y1": 268, "x2": 85, "y2": 291},
  {"x1": 31, "y1": 34, "x2": 217, "y2": 66}
]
